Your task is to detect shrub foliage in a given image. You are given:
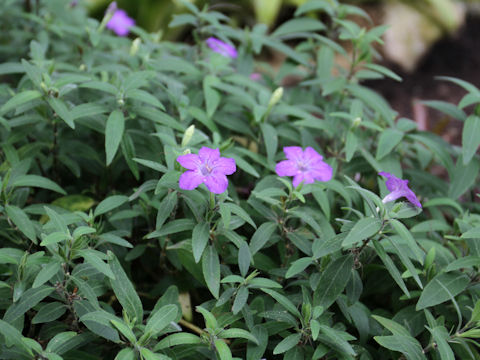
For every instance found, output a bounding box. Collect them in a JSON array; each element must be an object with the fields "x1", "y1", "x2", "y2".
[{"x1": 1, "y1": 0, "x2": 480, "y2": 359}]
